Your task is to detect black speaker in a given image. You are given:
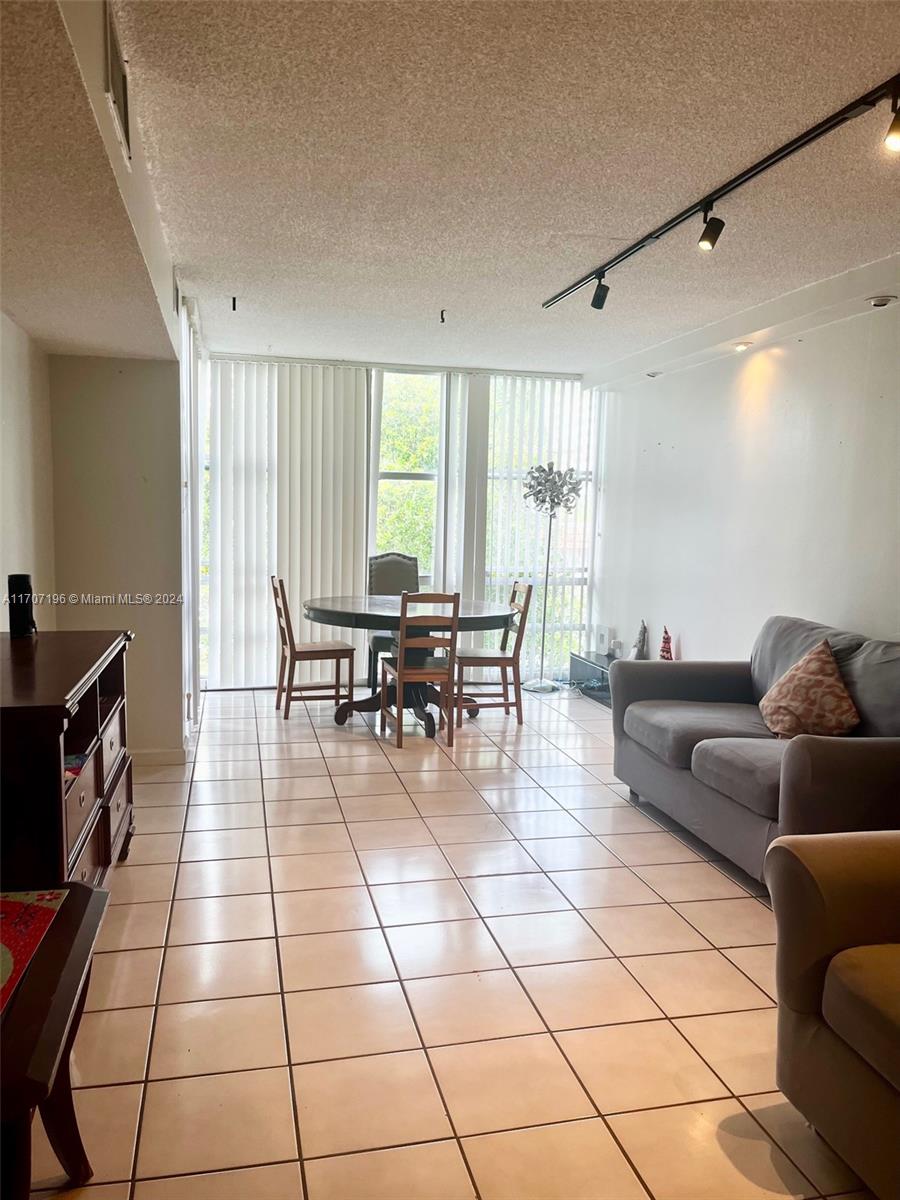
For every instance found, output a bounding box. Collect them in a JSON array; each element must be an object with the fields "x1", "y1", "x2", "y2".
[{"x1": 8, "y1": 574, "x2": 37, "y2": 637}]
